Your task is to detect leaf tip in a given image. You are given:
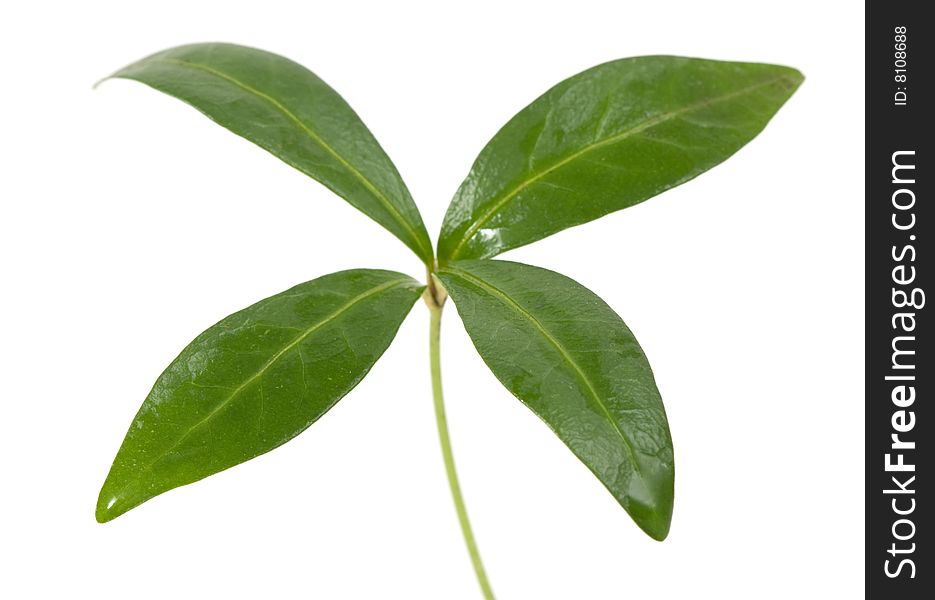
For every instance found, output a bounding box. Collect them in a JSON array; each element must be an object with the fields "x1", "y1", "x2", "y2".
[
  {"x1": 95, "y1": 475, "x2": 137, "y2": 523},
  {"x1": 639, "y1": 507, "x2": 672, "y2": 542},
  {"x1": 95, "y1": 492, "x2": 119, "y2": 523},
  {"x1": 624, "y1": 462, "x2": 674, "y2": 541},
  {"x1": 92, "y1": 74, "x2": 114, "y2": 91},
  {"x1": 784, "y1": 67, "x2": 805, "y2": 90},
  {"x1": 629, "y1": 497, "x2": 673, "y2": 541},
  {"x1": 768, "y1": 64, "x2": 804, "y2": 97}
]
